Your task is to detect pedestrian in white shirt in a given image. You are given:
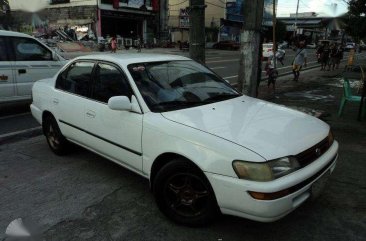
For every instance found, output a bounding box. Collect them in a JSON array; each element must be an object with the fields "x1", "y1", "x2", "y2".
[{"x1": 292, "y1": 41, "x2": 307, "y2": 81}]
